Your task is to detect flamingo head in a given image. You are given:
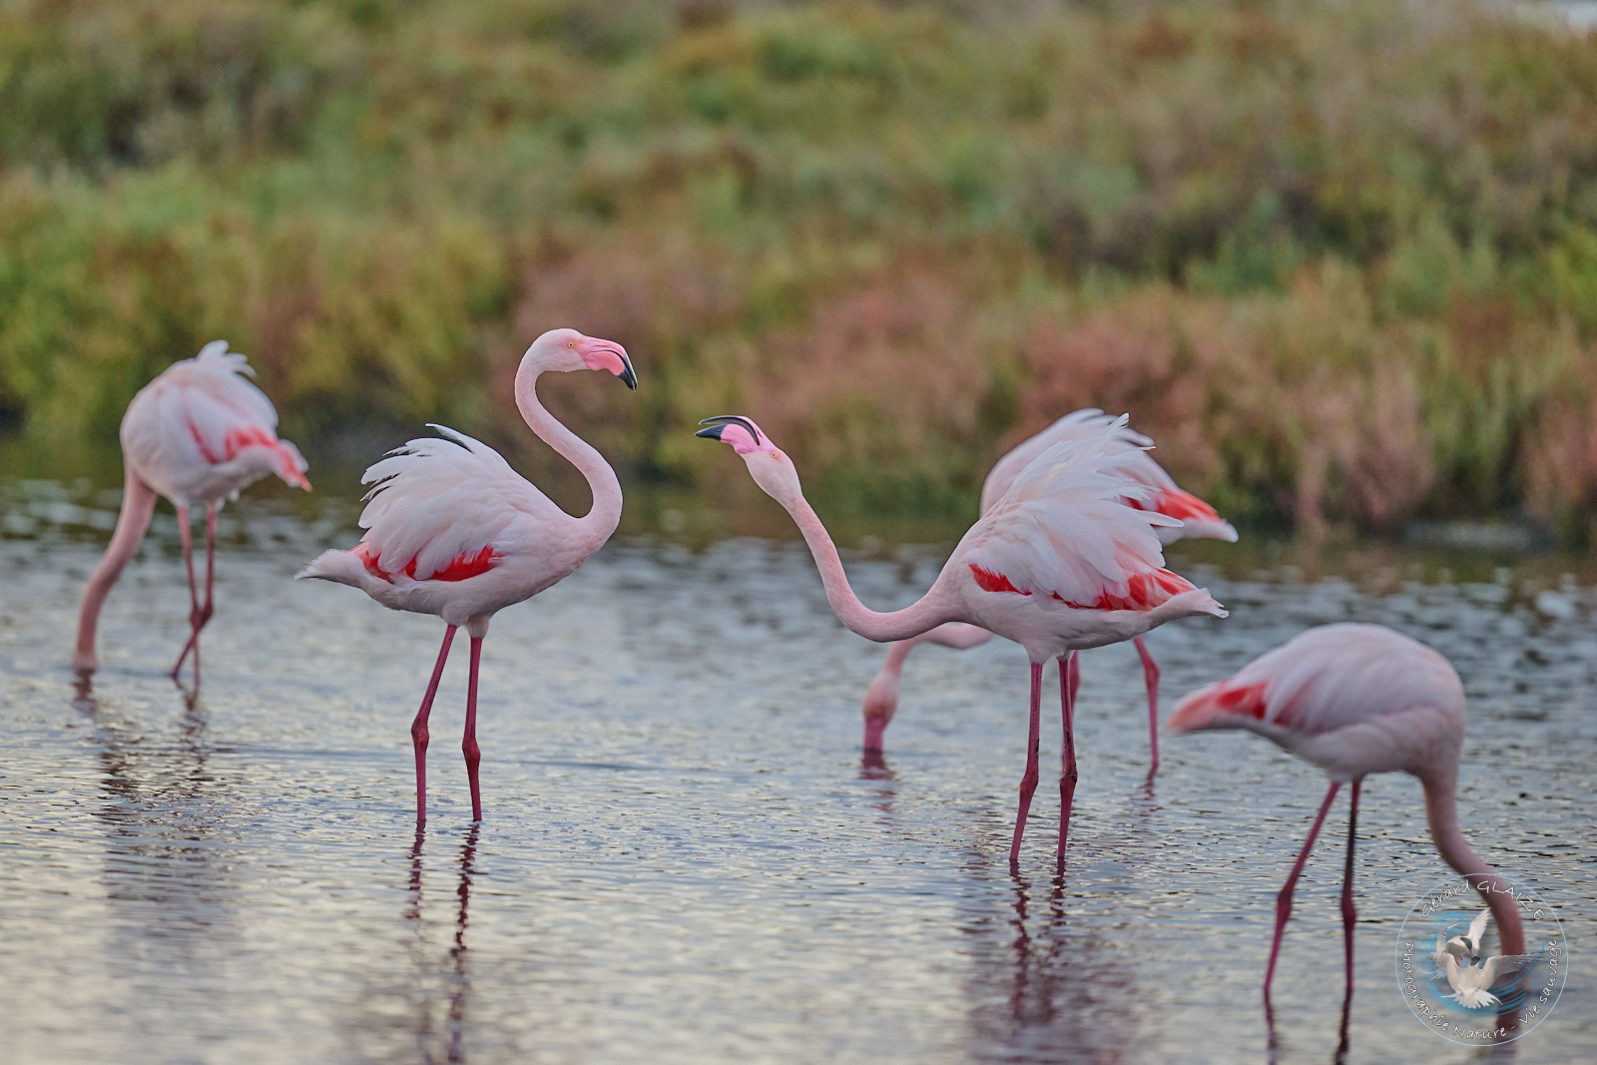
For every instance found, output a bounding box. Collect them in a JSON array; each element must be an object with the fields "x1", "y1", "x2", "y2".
[
  {"x1": 860, "y1": 672, "x2": 899, "y2": 752},
  {"x1": 695, "y1": 415, "x2": 802, "y2": 503},
  {"x1": 524, "y1": 328, "x2": 637, "y2": 389}
]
